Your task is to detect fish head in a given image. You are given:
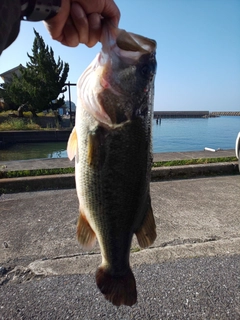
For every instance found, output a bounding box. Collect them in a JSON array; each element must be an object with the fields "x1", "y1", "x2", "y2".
[{"x1": 77, "y1": 23, "x2": 157, "y2": 127}]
